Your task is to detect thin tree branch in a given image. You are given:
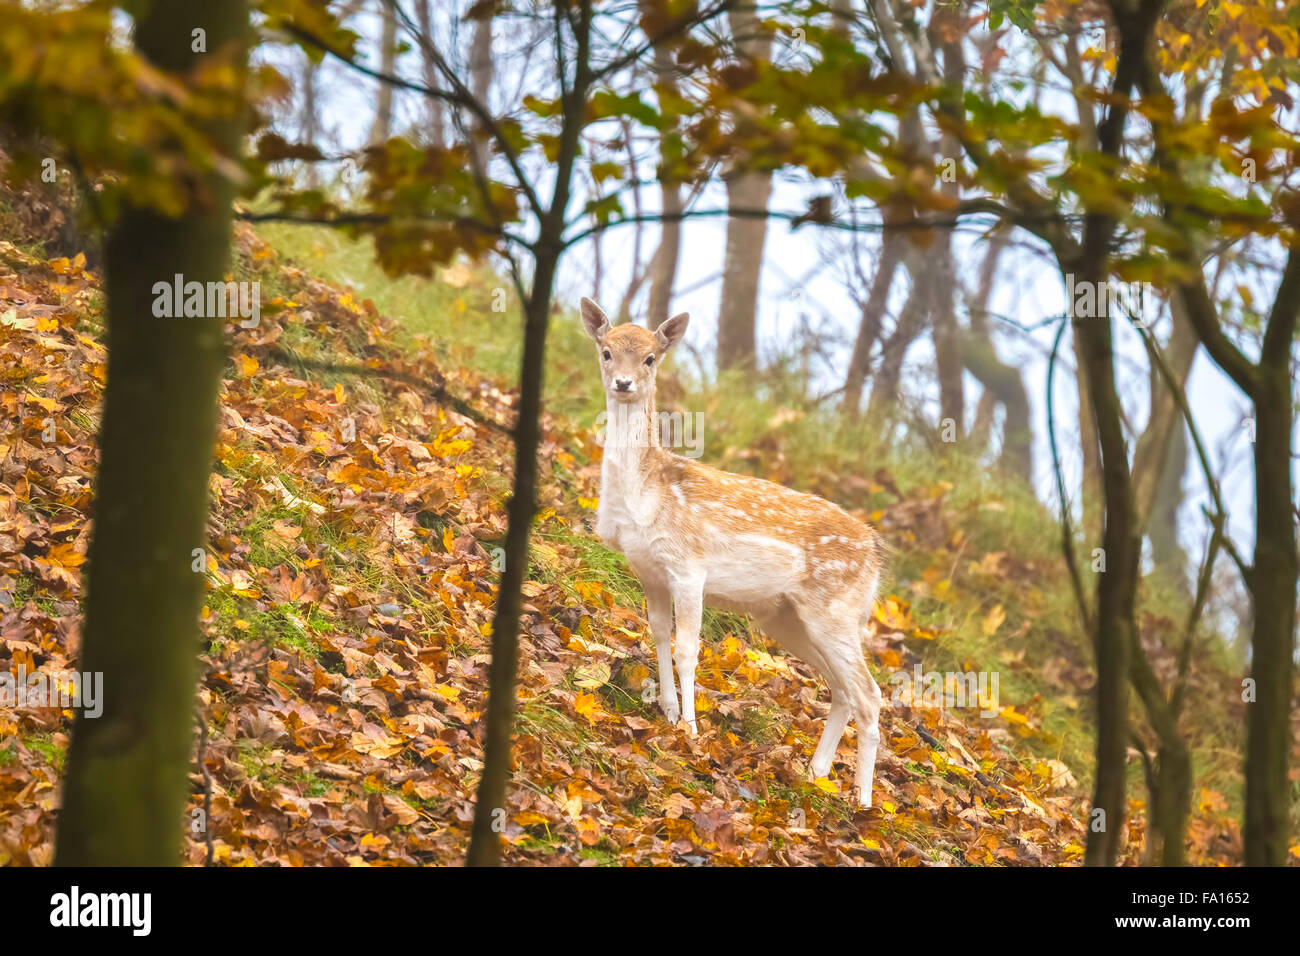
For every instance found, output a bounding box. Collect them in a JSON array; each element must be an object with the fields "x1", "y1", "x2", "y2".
[{"x1": 1047, "y1": 314, "x2": 1094, "y2": 637}]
